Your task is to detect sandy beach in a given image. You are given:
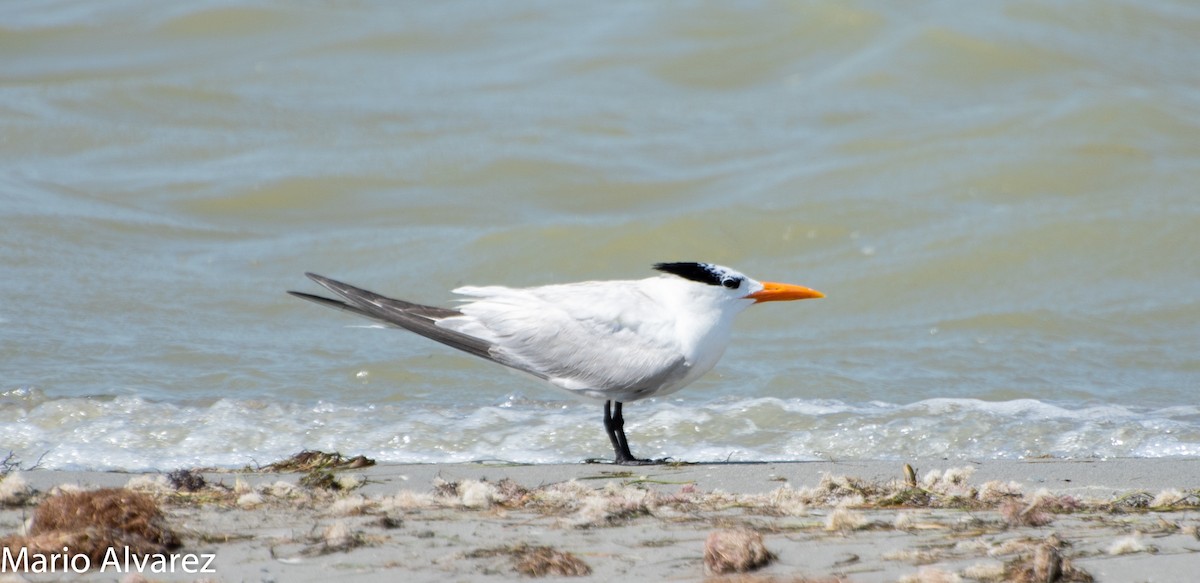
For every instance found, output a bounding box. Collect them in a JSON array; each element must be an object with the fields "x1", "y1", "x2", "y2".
[{"x1": 2, "y1": 457, "x2": 1198, "y2": 582}]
